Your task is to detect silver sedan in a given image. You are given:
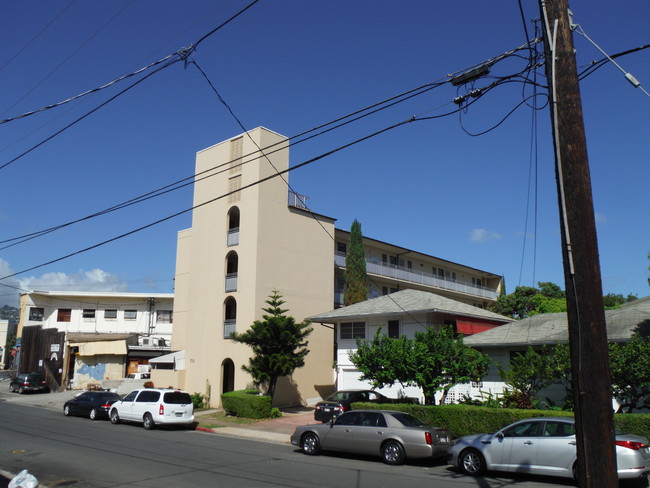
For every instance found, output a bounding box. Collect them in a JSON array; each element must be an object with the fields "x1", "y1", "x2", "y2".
[
  {"x1": 447, "y1": 417, "x2": 650, "y2": 480},
  {"x1": 291, "y1": 409, "x2": 452, "y2": 465}
]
